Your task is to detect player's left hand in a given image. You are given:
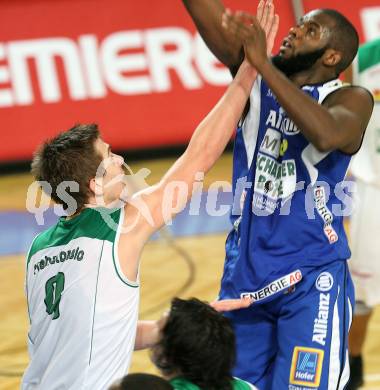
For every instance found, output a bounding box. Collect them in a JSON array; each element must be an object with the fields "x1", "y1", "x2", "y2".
[{"x1": 210, "y1": 297, "x2": 254, "y2": 312}]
